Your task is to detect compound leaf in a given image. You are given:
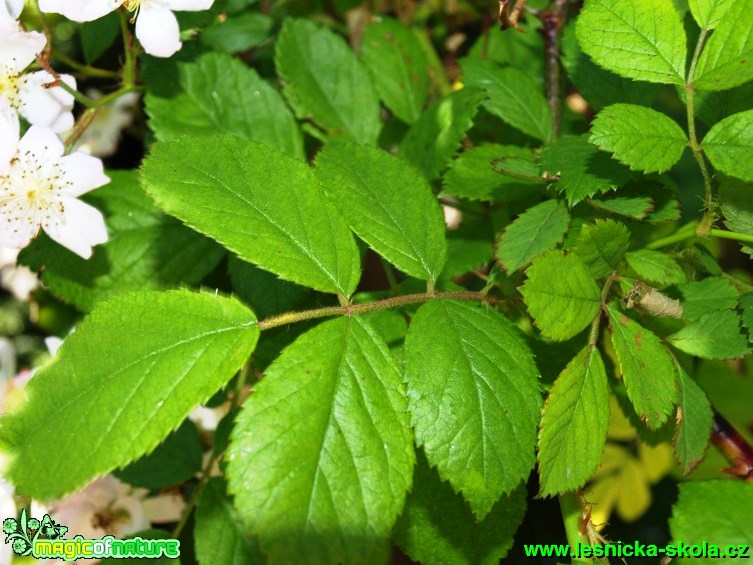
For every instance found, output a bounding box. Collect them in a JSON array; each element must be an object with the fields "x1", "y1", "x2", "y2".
[
  {"x1": 538, "y1": 346, "x2": 610, "y2": 497},
  {"x1": 0, "y1": 290, "x2": 259, "y2": 499},
  {"x1": 141, "y1": 135, "x2": 361, "y2": 296},
  {"x1": 607, "y1": 304, "x2": 678, "y2": 430},
  {"x1": 315, "y1": 142, "x2": 447, "y2": 281},
  {"x1": 227, "y1": 317, "x2": 414, "y2": 564},
  {"x1": 496, "y1": 200, "x2": 570, "y2": 273},
  {"x1": 275, "y1": 19, "x2": 381, "y2": 144},
  {"x1": 404, "y1": 301, "x2": 542, "y2": 519},
  {"x1": 576, "y1": 0, "x2": 686, "y2": 85},
  {"x1": 520, "y1": 250, "x2": 602, "y2": 341},
  {"x1": 589, "y1": 104, "x2": 688, "y2": 173}
]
